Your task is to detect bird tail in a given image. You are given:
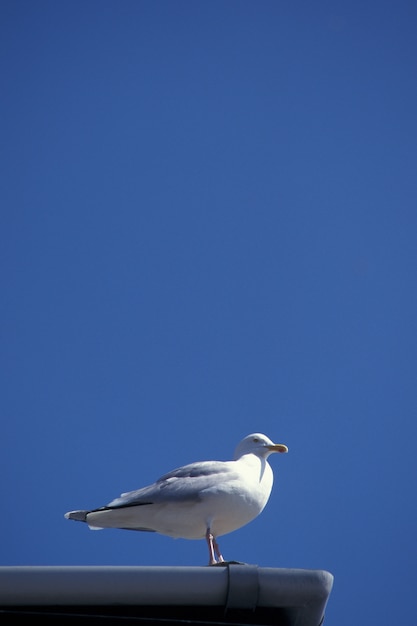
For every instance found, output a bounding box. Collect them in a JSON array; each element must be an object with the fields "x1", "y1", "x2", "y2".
[
  {"x1": 64, "y1": 509, "x2": 88, "y2": 522},
  {"x1": 64, "y1": 509, "x2": 104, "y2": 530}
]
